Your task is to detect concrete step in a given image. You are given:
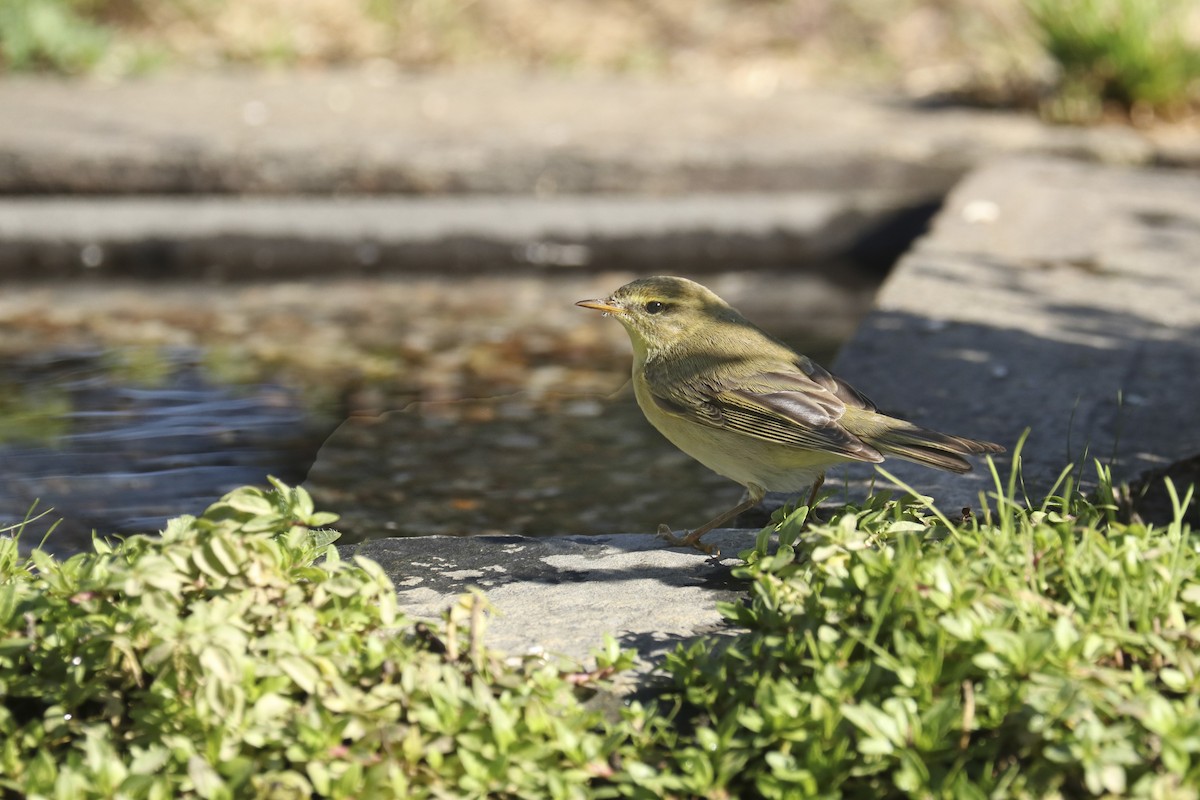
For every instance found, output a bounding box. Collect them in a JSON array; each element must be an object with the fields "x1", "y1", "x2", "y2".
[
  {"x1": 2, "y1": 70, "x2": 1185, "y2": 197},
  {"x1": 0, "y1": 191, "x2": 922, "y2": 279}
]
